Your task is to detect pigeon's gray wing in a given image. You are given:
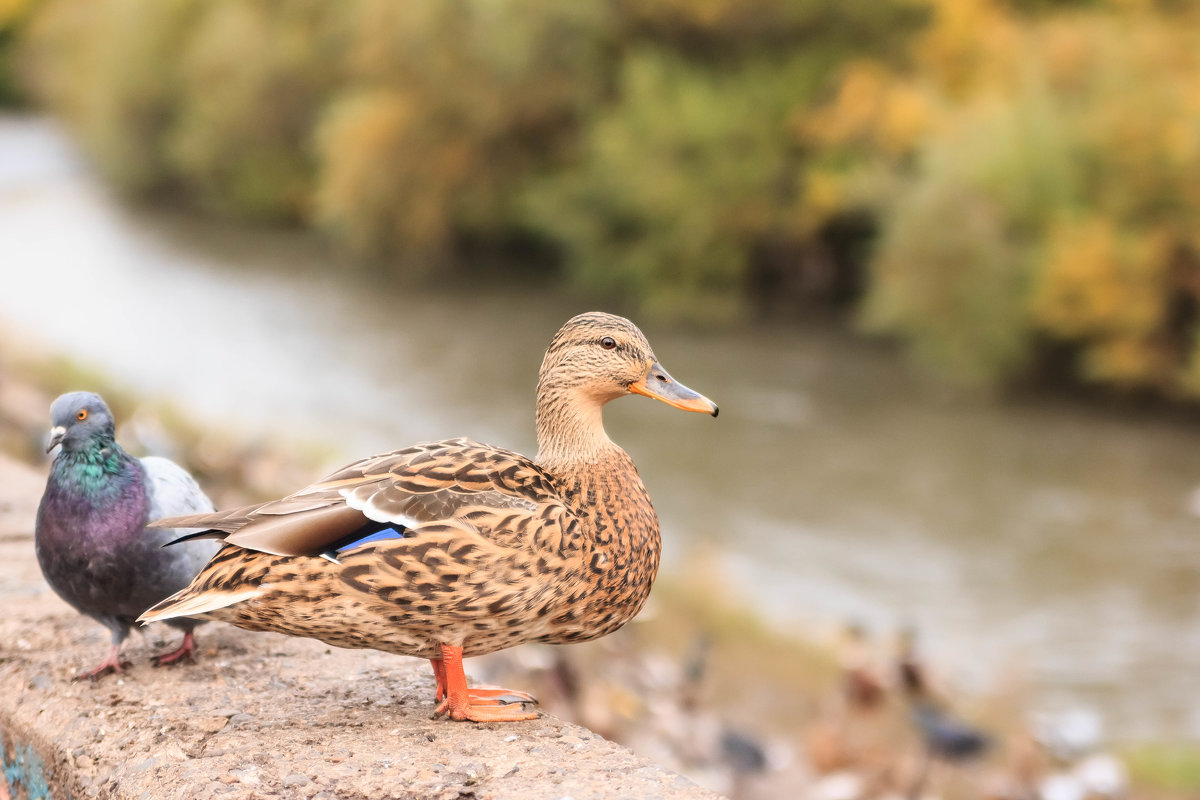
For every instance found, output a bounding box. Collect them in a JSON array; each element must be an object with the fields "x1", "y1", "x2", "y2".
[
  {"x1": 139, "y1": 456, "x2": 220, "y2": 586},
  {"x1": 142, "y1": 456, "x2": 215, "y2": 519}
]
